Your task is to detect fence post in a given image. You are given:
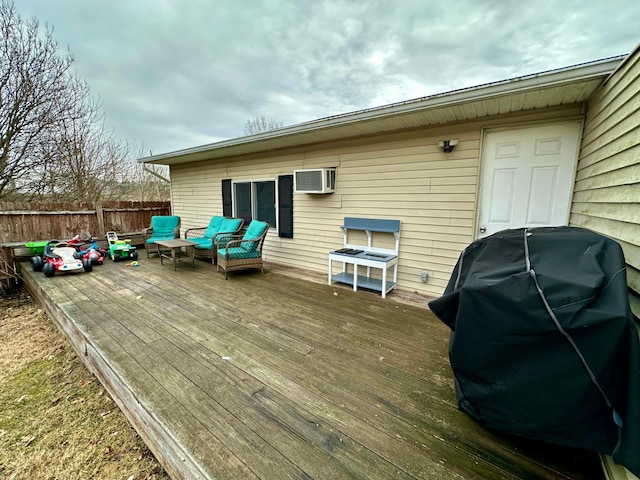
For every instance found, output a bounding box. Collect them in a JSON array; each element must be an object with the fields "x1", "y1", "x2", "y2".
[{"x1": 96, "y1": 202, "x2": 105, "y2": 237}]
